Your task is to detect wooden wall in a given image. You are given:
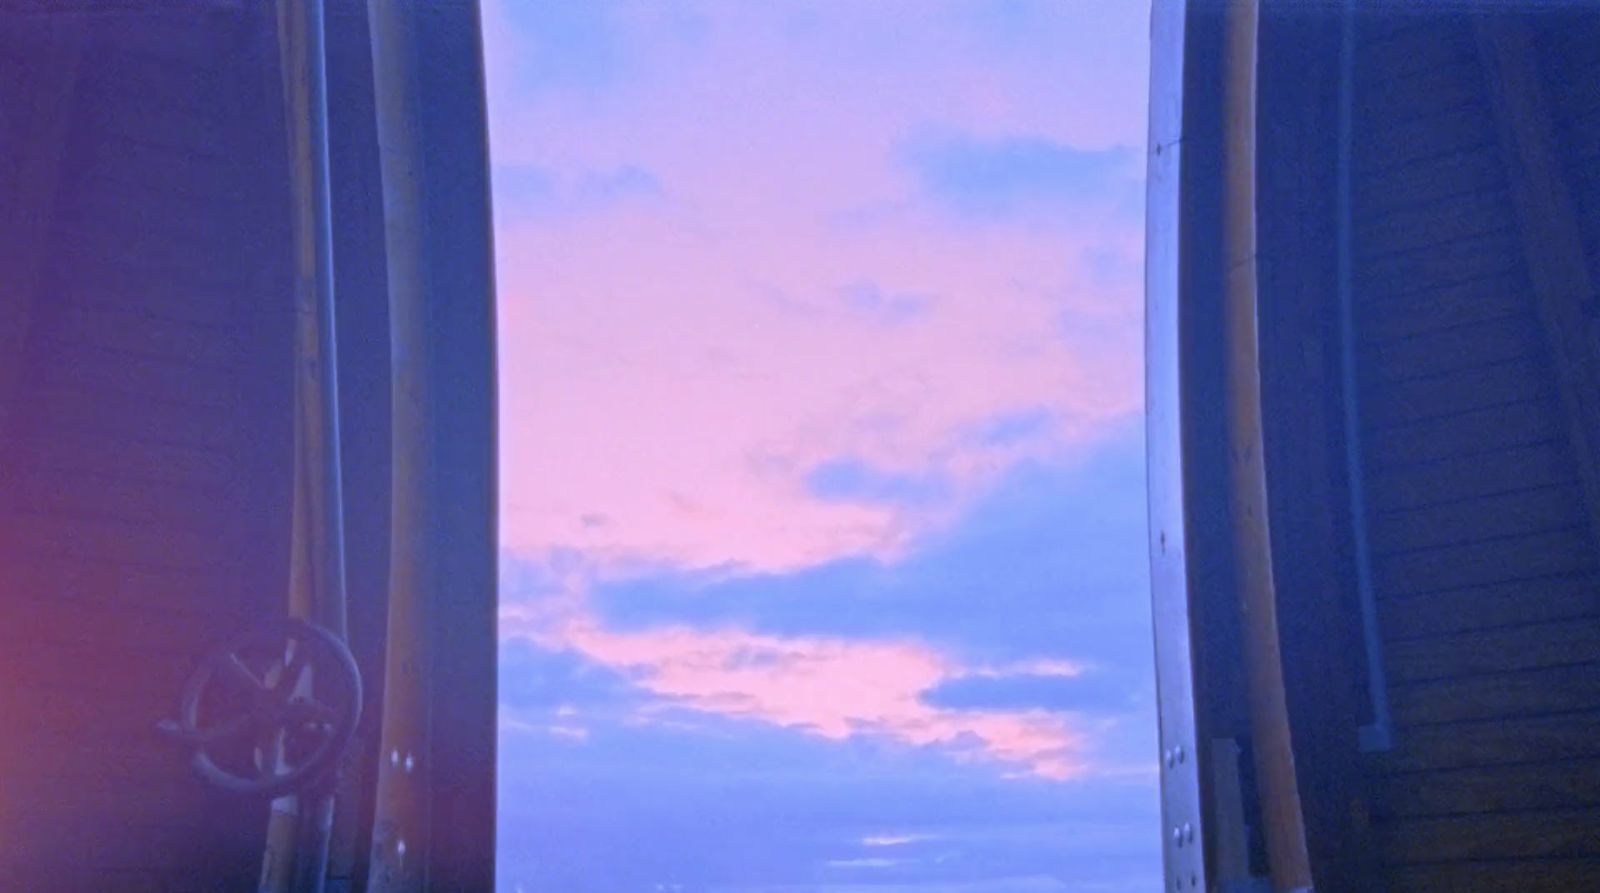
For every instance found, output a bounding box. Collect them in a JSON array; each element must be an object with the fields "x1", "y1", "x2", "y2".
[
  {"x1": 0, "y1": 8, "x2": 295, "y2": 890},
  {"x1": 1346, "y1": 14, "x2": 1600, "y2": 892}
]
